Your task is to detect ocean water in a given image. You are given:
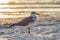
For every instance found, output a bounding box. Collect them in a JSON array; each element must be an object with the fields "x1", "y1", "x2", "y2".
[{"x1": 0, "y1": 18, "x2": 60, "y2": 40}]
